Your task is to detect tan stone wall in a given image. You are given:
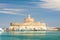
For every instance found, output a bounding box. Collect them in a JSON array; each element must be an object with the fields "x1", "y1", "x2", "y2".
[{"x1": 9, "y1": 15, "x2": 47, "y2": 30}]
